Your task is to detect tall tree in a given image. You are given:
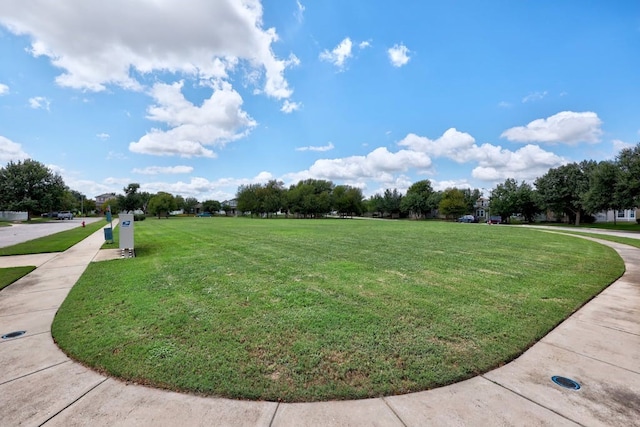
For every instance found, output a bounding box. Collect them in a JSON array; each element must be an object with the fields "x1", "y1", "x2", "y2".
[
  {"x1": 202, "y1": 199, "x2": 221, "y2": 214},
  {"x1": 517, "y1": 182, "x2": 541, "y2": 223},
  {"x1": 118, "y1": 183, "x2": 142, "y2": 213},
  {"x1": 183, "y1": 197, "x2": 199, "y2": 215},
  {"x1": 0, "y1": 159, "x2": 66, "y2": 220},
  {"x1": 287, "y1": 179, "x2": 334, "y2": 218},
  {"x1": 616, "y1": 142, "x2": 640, "y2": 208},
  {"x1": 583, "y1": 161, "x2": 626, "y2": 223},
  {"x1": 438, "y1": 188, "x2": 466, "y2": 219},
  {"x1": 401, "y1": 179, "x2": 434, "y2": 218},
  {"x1": 382, "y1": 188, "x2": 403, "y2": 217},
  {"x1": 462, "y1": 188, "x2": 482, "y2": 215},
  {"x1": 333, "y1": 185, "x2": 364, "y2": 217},
  {"x1": 148, "y1": 192, "x2": 176, "y2": 218},
  {"x1": 535, "y1": 161, "x2": 595, "y2": 225},
  {"x1": 490, "y1": 179, "x2": 519, "y2": 221},
  {"x1": 259, "y1": 180, "x2": 286, "y2": 217},
  {"x1": 367, "y1": 194, "x2": 385, "y2": 217},
  {"x1": 236, "y1": 183, "x2": 261, "y2": 216}
]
